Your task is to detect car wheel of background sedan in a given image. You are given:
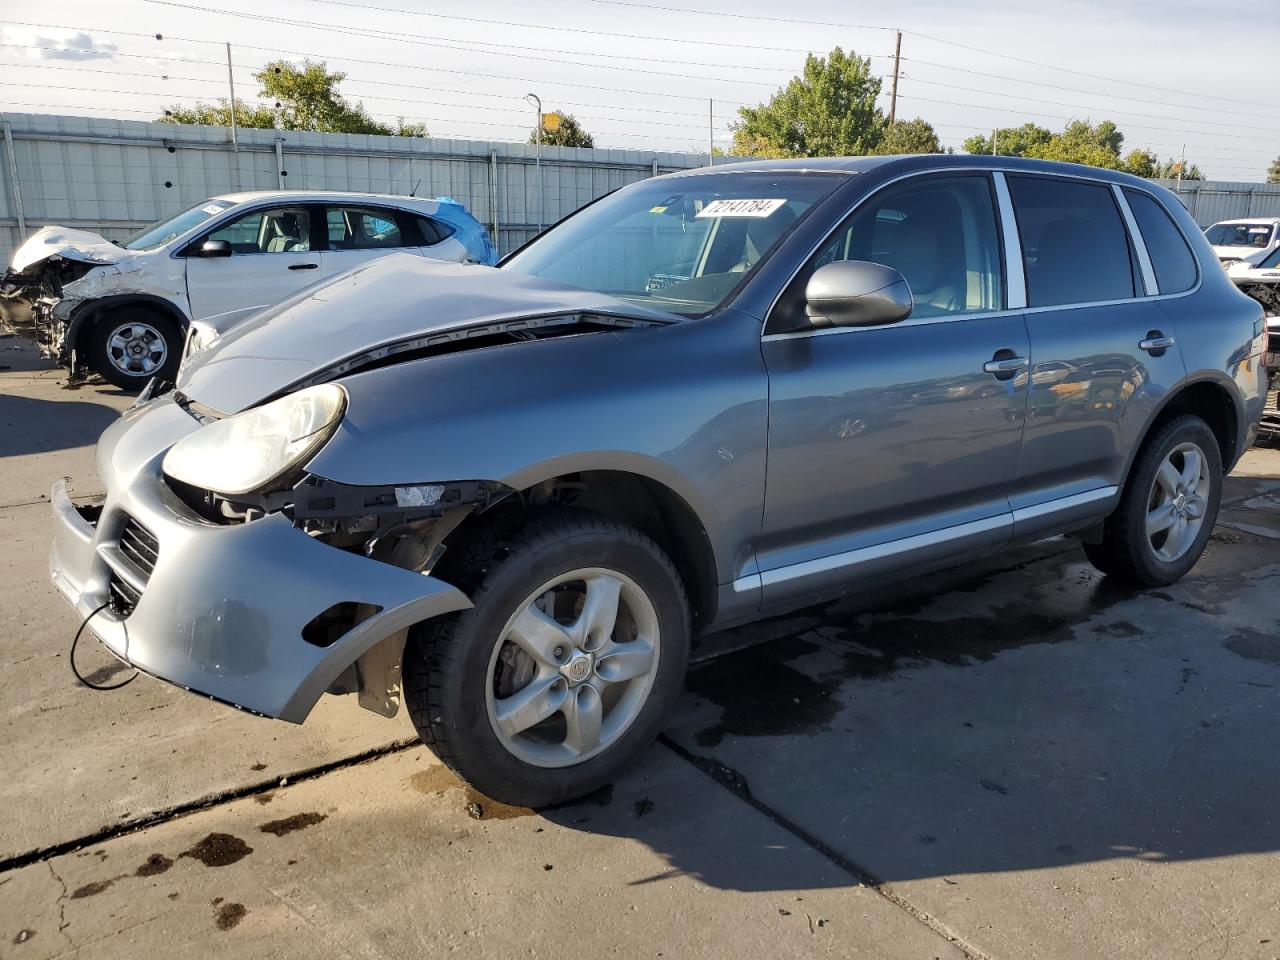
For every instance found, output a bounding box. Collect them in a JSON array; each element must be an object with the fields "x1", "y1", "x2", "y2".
[
  {"x1": 403, "y1": 508, "x2": 690, "y2": 808},
  {"x1": 1083, "y1": 414, "x2": 1223, "y2": 586},
  {"x1": 87, "y1": 308, "x2": 182, "y2": 391}
]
